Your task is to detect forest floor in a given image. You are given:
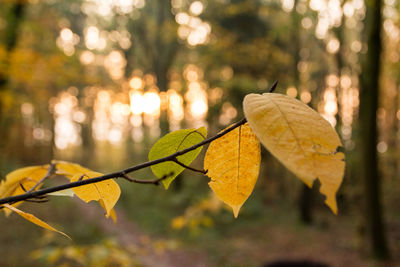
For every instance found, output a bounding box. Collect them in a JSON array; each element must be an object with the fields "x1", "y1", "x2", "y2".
[
  {"x1": 0, "y1": 197, "x2": 399, "y2": 267},
  {"x1": 74, "y1": 200, "x2": 400, "y2": 267}
]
